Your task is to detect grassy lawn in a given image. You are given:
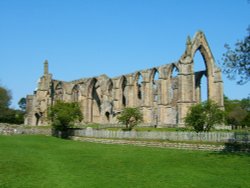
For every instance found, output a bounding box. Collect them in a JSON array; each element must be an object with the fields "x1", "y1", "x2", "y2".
[{"x1": 0, "y1": 135, "x2": 249, "y2": 188}]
